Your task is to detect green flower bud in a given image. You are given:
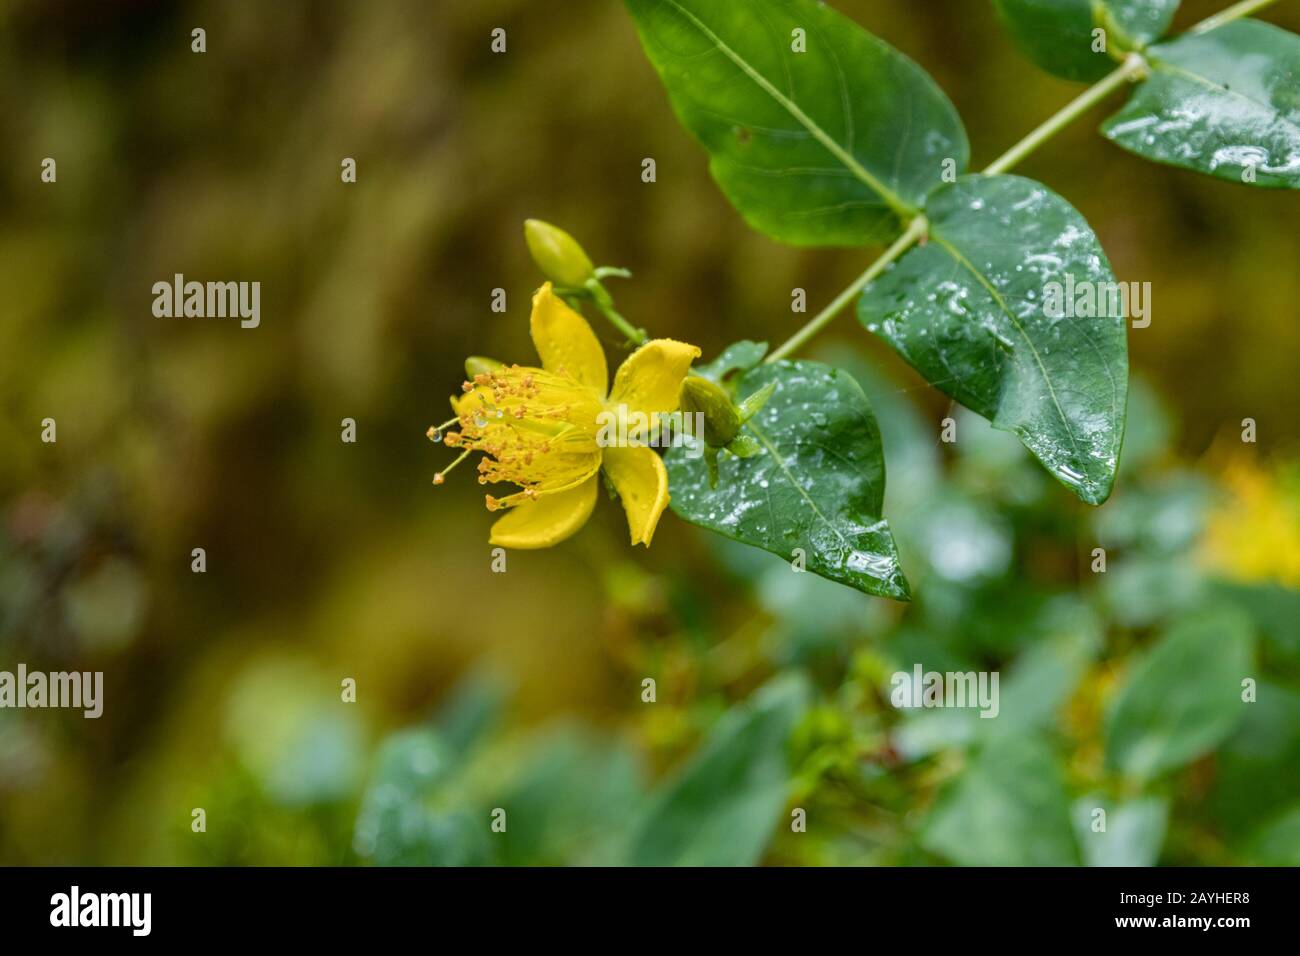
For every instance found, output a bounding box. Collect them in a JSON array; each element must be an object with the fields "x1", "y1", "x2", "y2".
[
  {"x1": 679, "y1": 376, "x2": 741, "y2": 447},
  {"x1": 464, "y1": 356, "x2": 504, "y2": 379},
  {"x1": 725, "y1": 434, "x2": 761, "y2": 458},
  {"x1": 524, "y1": 219, "x2": 595, "y2": 288}
]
